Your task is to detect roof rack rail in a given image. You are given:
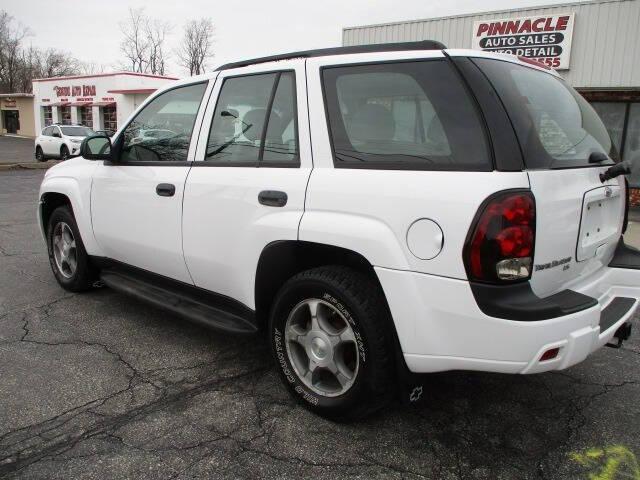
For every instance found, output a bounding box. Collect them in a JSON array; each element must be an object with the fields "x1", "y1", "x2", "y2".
[{"x1": 215, "y1": 40, "x2": 447, "y2": 71}]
